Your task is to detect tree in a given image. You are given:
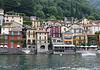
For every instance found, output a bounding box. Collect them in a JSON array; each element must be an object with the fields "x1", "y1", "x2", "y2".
[
  {"x1": 20, "y1": 0, "x2": 35, "y2": 16},
  {"x1": 3, "y1": 0, "x2": 20, "y2": 12},
  {"x1": 36, "y1": 11, "x2": 45, "y2": 19},
  {"x1": 47, "y1": 6, "x2": 58, "y2": 17},
  {"x1": 88, "y1": 16, "x2": 96, "y2": 20}
]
